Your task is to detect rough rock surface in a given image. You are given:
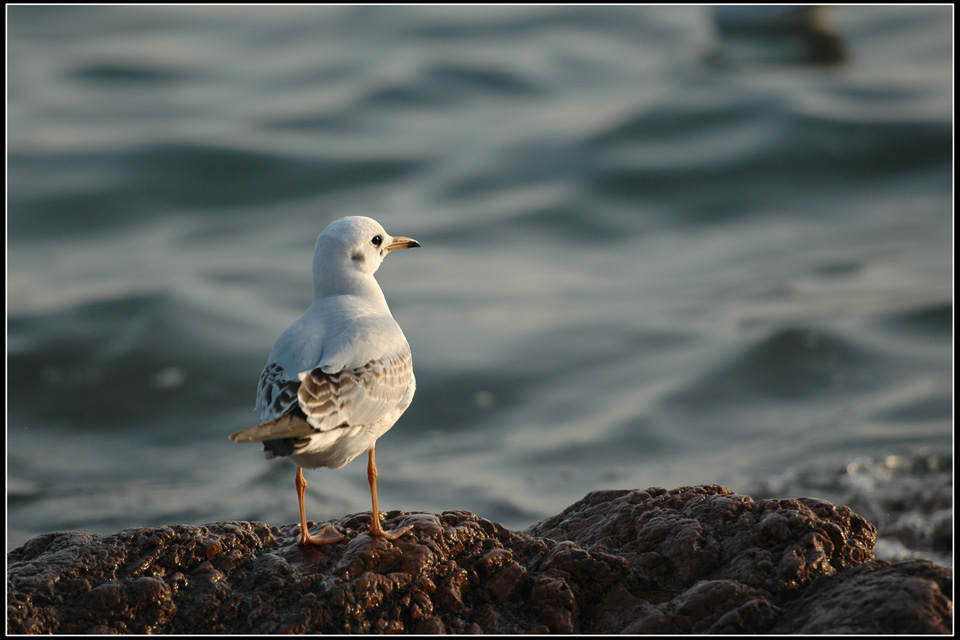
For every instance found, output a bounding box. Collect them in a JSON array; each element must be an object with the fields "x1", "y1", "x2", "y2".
[{"x1": 7, "y1": 485, "x2": 953, "y2": 634}]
